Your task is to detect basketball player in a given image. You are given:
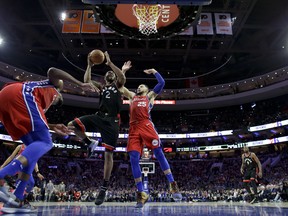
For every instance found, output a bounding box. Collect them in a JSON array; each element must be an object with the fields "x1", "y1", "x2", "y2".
[
  {"x1": 0, "y1": 143, "x2": 45, "y2": 198},
  {"x1": 68, "y1": 51, "x2": 126, "y2": 206},
  {"x1": 119, "y1": 66, "x2": 182, "y2": 208},
  {"x1": 0, "y1": 67, "x2": 97, "y2": 213},
  {"x1": 241, "y1": 146, "x2": 262, "y2": 204}
]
